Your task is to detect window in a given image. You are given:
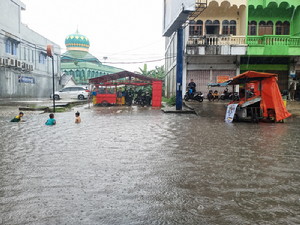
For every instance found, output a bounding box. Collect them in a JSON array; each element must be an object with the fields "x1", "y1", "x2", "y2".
[
  {"x1": 222, "y1": 20, "x2": 236, "y2": 35},
  {"x1": 189, "y1": 20, "x2": 203, "y2": 36},
  {"x1": 39, "y1": 52, "x2": 47, "y2": 64},
  {"x1": 222, "y1": 20, "x2": 230, "y2": 35},
  {"x1": 32, "y1": 50, "x2": 35, "y2": 63},
  {"x1": 229, "y1": 20, "x2": 236, "y2": 35},
  {"x1": 276, "y1": 21, "x2": 290, "y2": 35},
  {"x1": 24, "y1": 47, "x2": 27, "y2": 61},
  {"x1": 206, "y1": 20, "x2": 220, "y2": 35},
  {"x1": 28, "y1": 48, "x2": 30, "y2": 62},
  {"x1": 5, "y1": 39, "x2": 18, "y2": 55},
  {"x1": 283, "y1": 21, "x2": 290, "y2": 35},
  {"x1": 259, "y1": 21, "x2": 273, "y2": 35},
  {"x1": 248, "y1": 21, "x2": 257, "y2": 35},
  {"x1": 62, "y1": 87, "x2": 71, "y2": 92}
]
